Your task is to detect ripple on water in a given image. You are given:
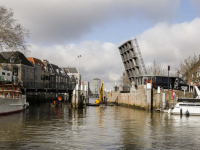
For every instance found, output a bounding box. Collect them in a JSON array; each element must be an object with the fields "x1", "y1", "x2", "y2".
[{"x1": 1, "y1": 103, "x2": 200, "y2": 149}]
